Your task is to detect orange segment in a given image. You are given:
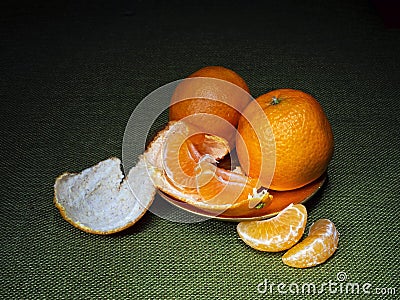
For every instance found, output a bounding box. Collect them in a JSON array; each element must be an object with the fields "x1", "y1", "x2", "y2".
[
  {"x1": 190, "y1": 133, "x2": 230, "y2": 160},
  {"x1": 162, "y1": 123, "x2": 201, "y2": 189},
  {"x1": 282, "y1": 219, "x2": 339, "y2": 268},
  {"x1": 237, "y1": 204, "x2": 307, "y2": 252},
  {"x1": 162, "y1": 121, "x2": 230, "y2": 190}
]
